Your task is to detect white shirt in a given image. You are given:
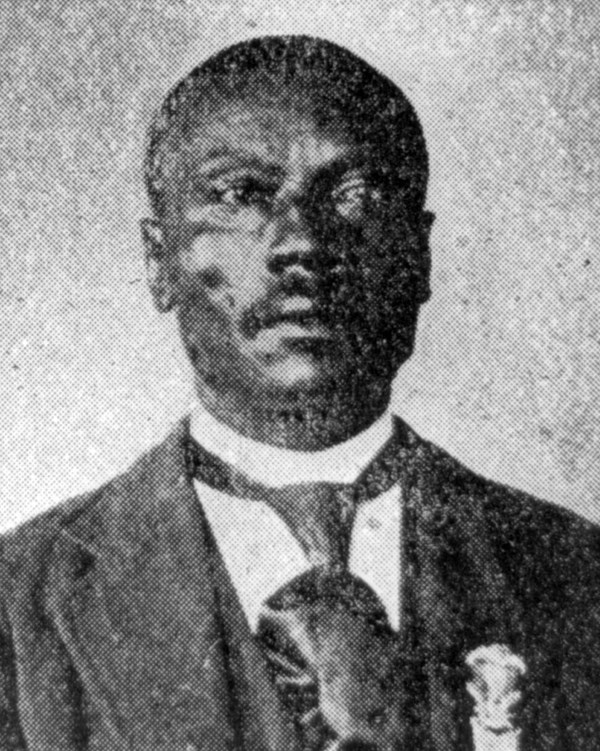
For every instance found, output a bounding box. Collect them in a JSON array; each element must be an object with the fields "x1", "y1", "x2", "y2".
[{"x1": 190, "y1": 404, "x2": 402, "y2": 631}]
